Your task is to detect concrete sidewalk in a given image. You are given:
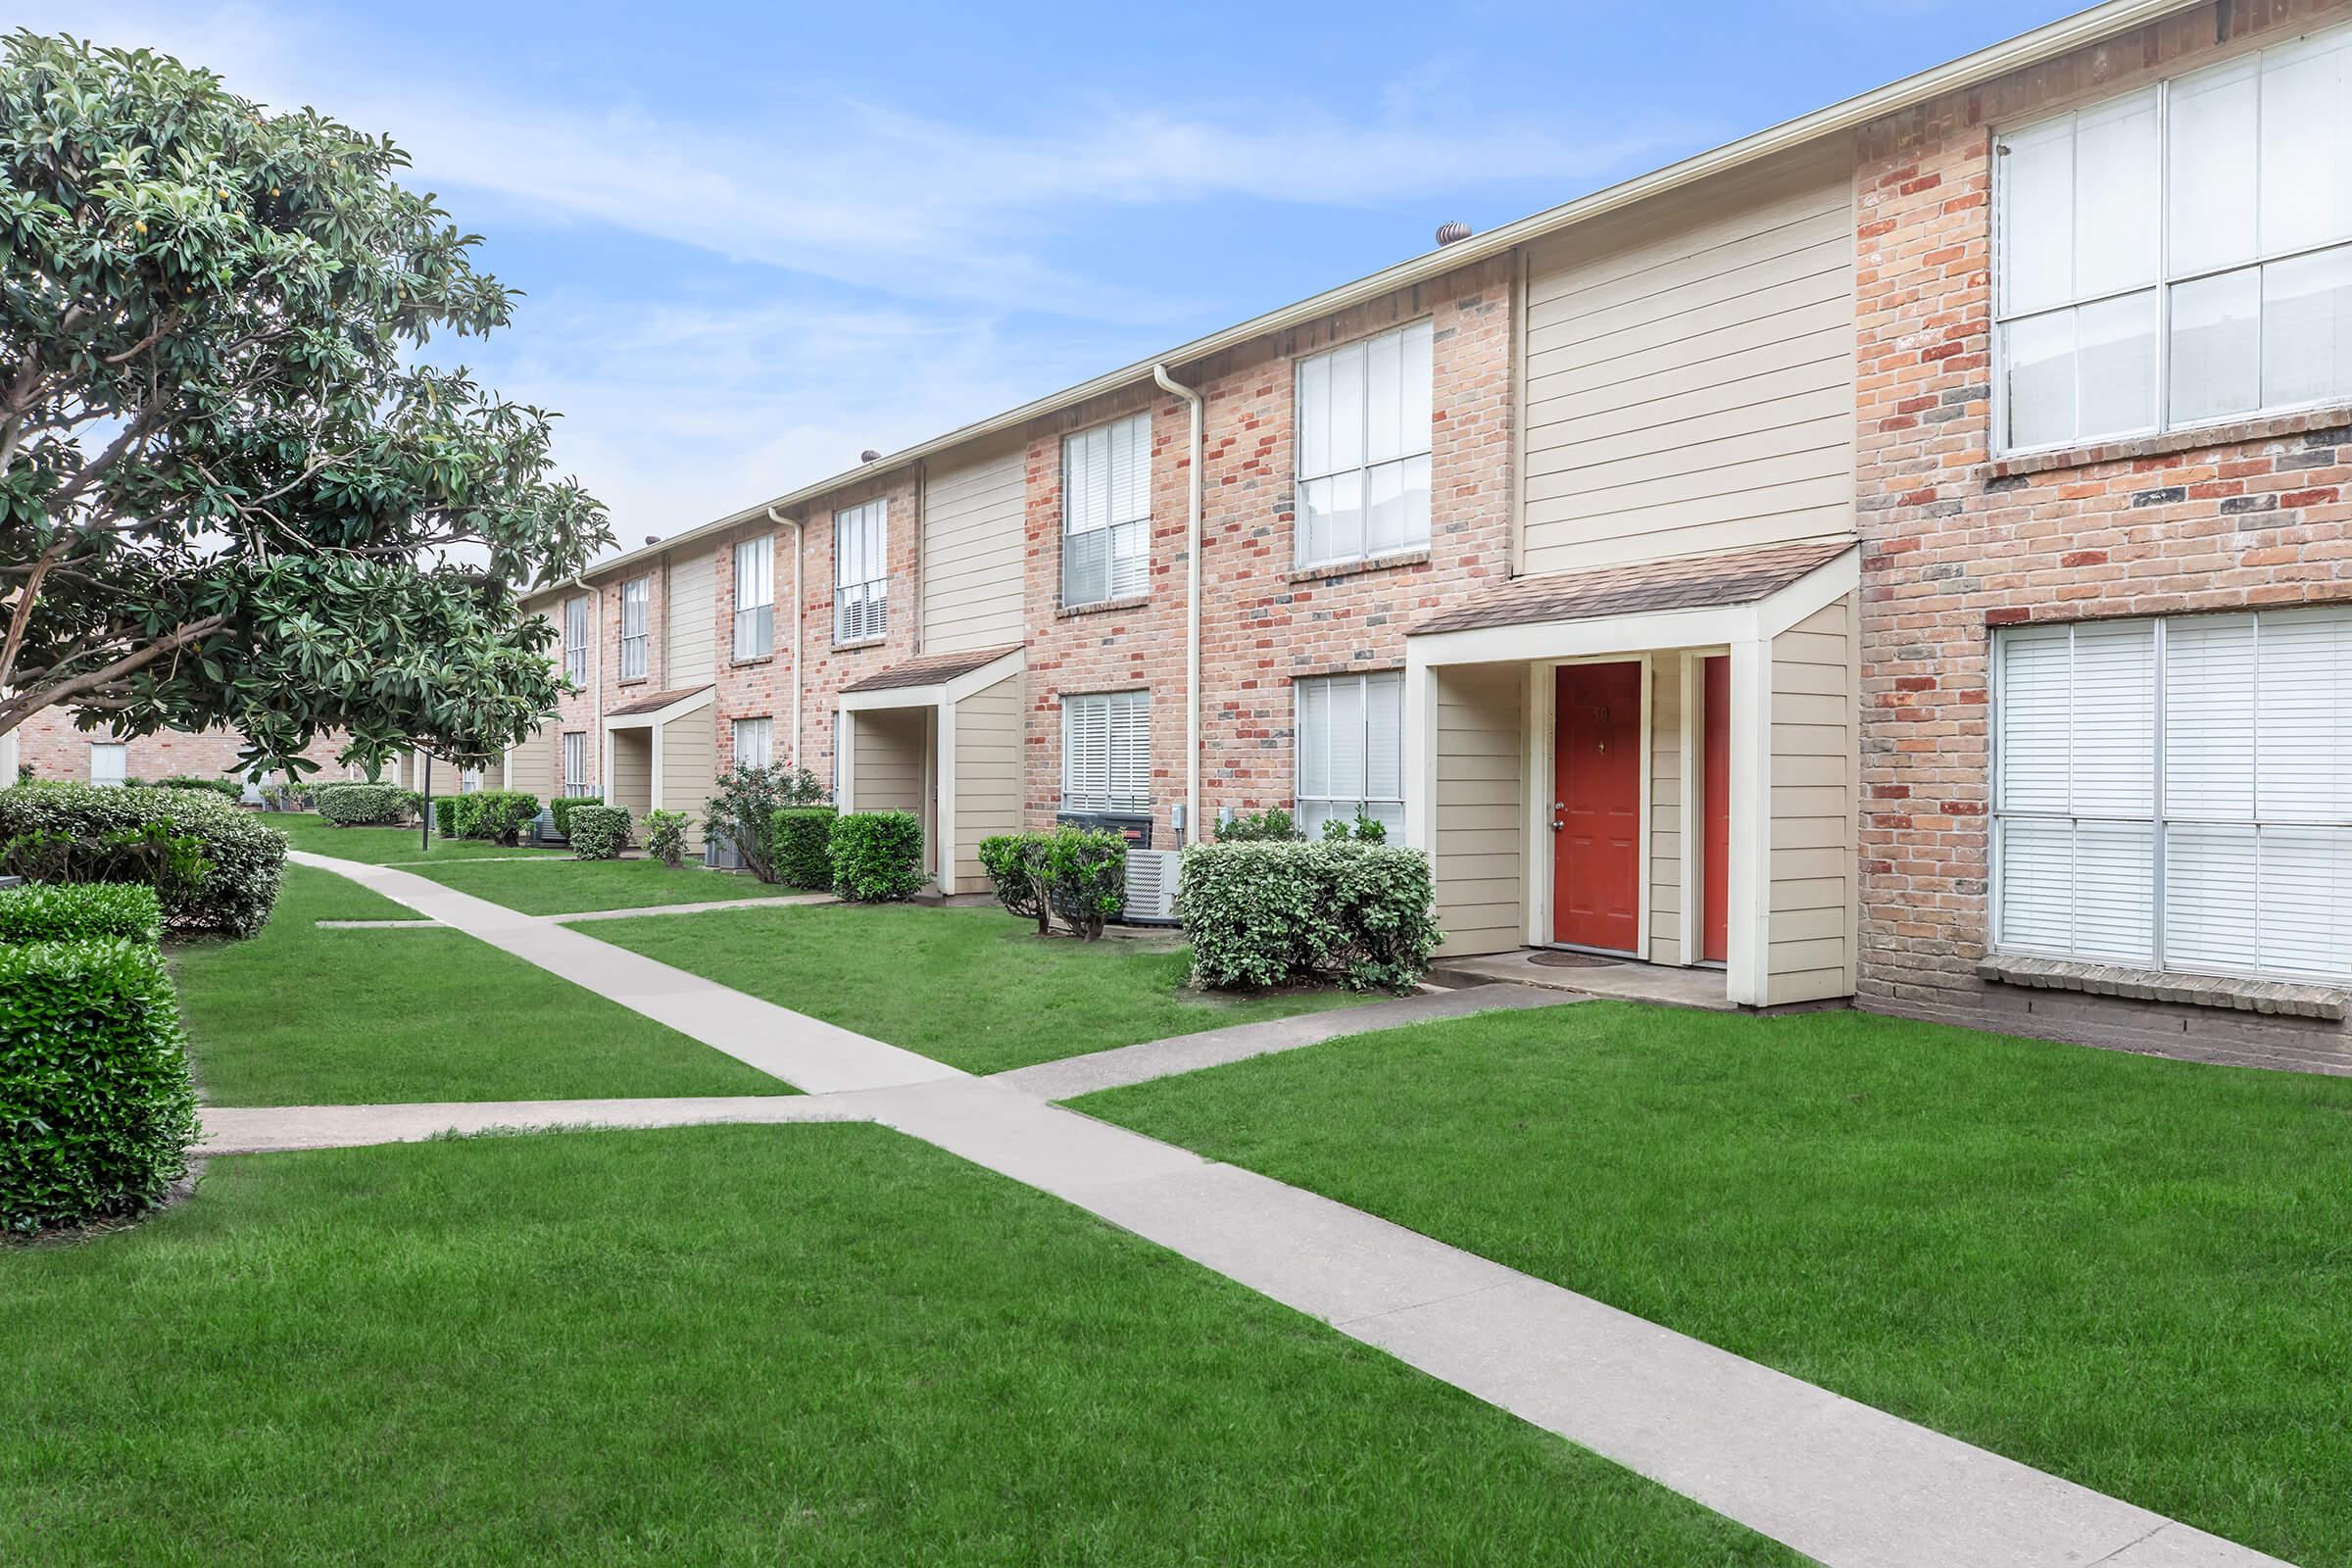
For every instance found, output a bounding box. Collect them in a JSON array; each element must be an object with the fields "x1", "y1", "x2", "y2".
[
  {"x1": 201, "y1": 1094, "x2": 858, "y2": 1153},
  {"x1": 251, "y1": 851, "x2": 2288, "y2": 1568}
]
